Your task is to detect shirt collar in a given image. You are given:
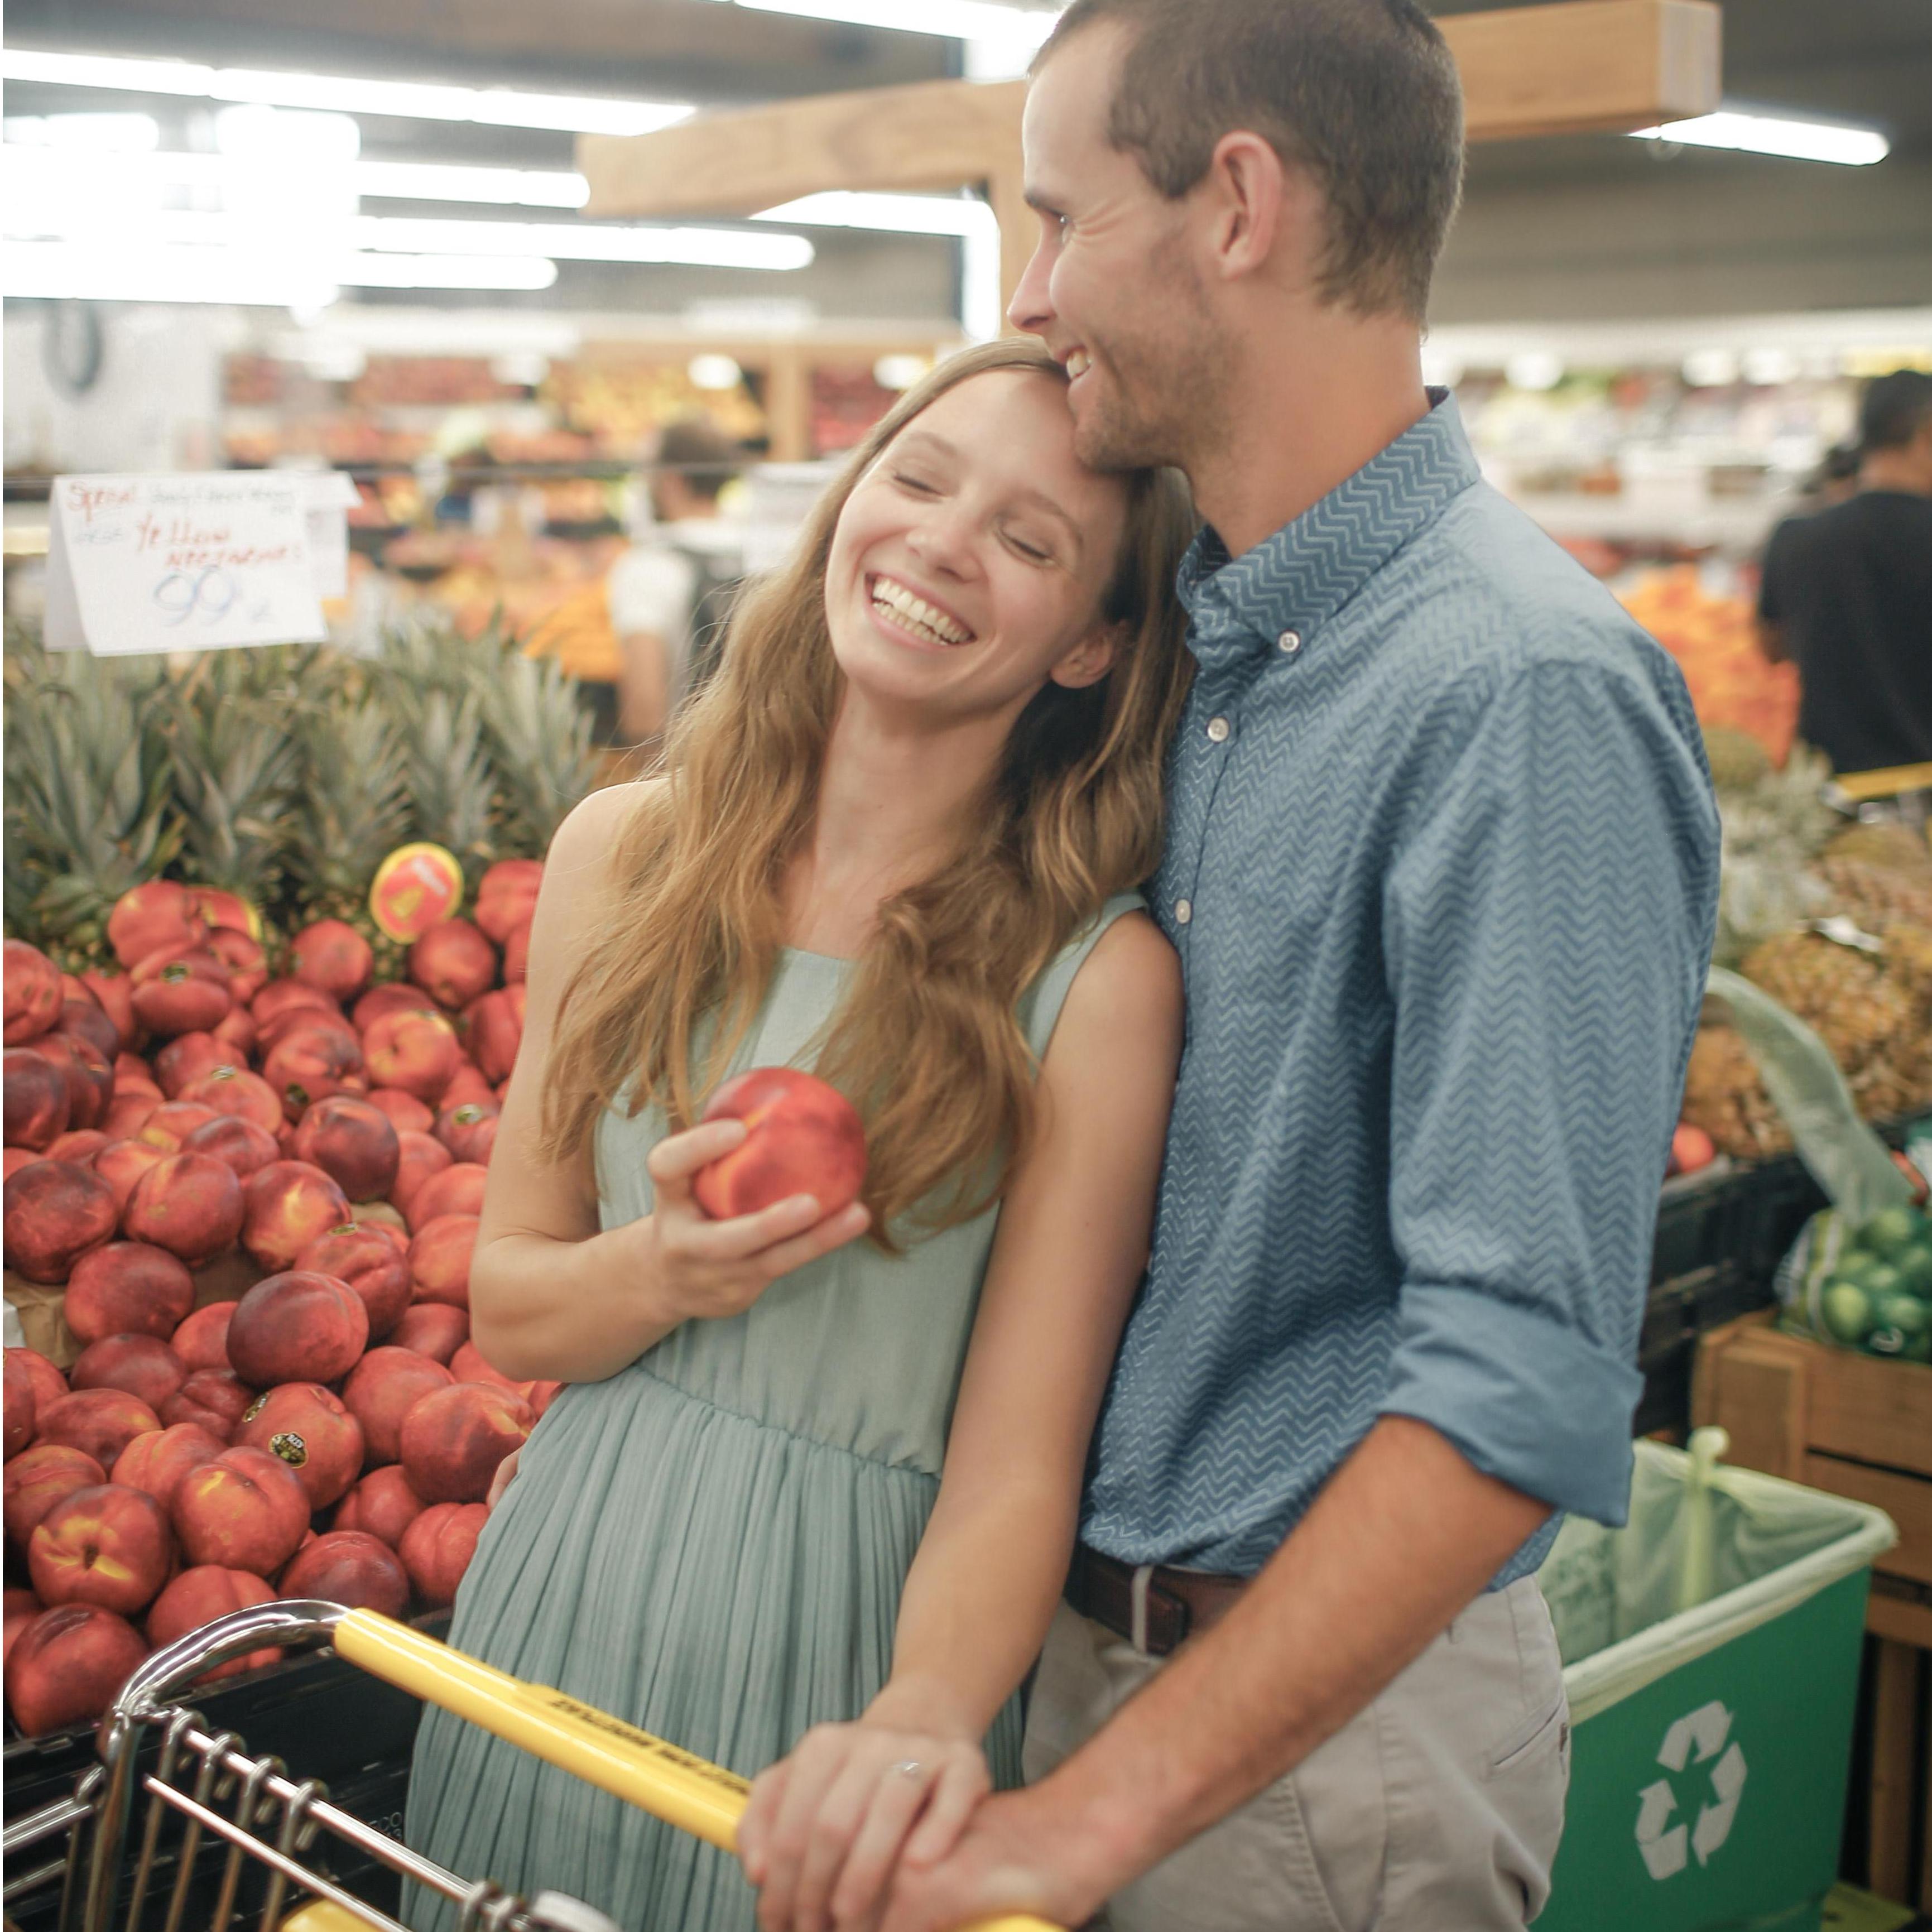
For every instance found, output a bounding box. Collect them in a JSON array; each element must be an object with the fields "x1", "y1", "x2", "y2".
[{"x1": 1177, "y1": 388, "x2": 1480, "y2": 674}]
